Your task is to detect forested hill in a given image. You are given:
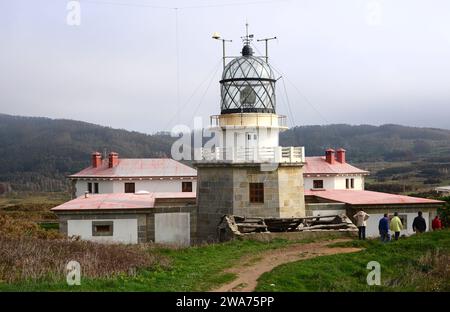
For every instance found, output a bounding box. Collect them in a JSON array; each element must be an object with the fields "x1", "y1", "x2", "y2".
[
  {"x1": 1, "y1": 113, "x2": 450, "y2": 193},
  {"x1": 280, "y1": 124, "x2": 450, "y2": 162},
  {"x1": 0, "y1": 114, "x2": 174, "y2": 192}
]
